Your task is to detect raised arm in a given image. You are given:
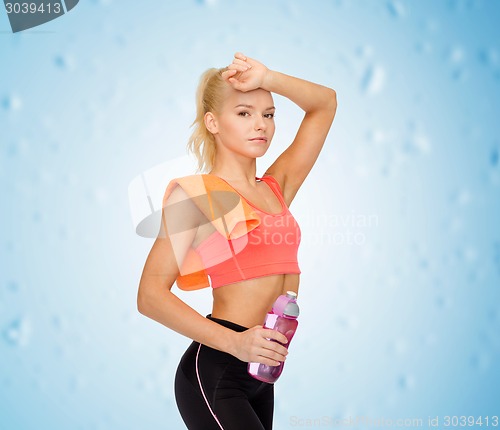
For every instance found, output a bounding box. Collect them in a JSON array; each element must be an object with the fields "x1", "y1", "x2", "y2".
[{"x1": 223, "y1": 52, "x2": 337, "y2": 205}]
